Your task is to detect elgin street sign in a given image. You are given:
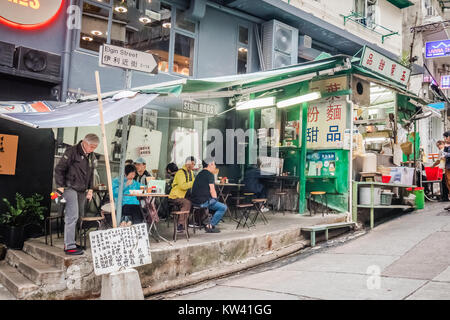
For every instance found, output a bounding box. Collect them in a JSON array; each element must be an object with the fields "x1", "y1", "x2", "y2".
[{"x1": 99, "y1": 44, "x2": 158, "y2": 74}]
